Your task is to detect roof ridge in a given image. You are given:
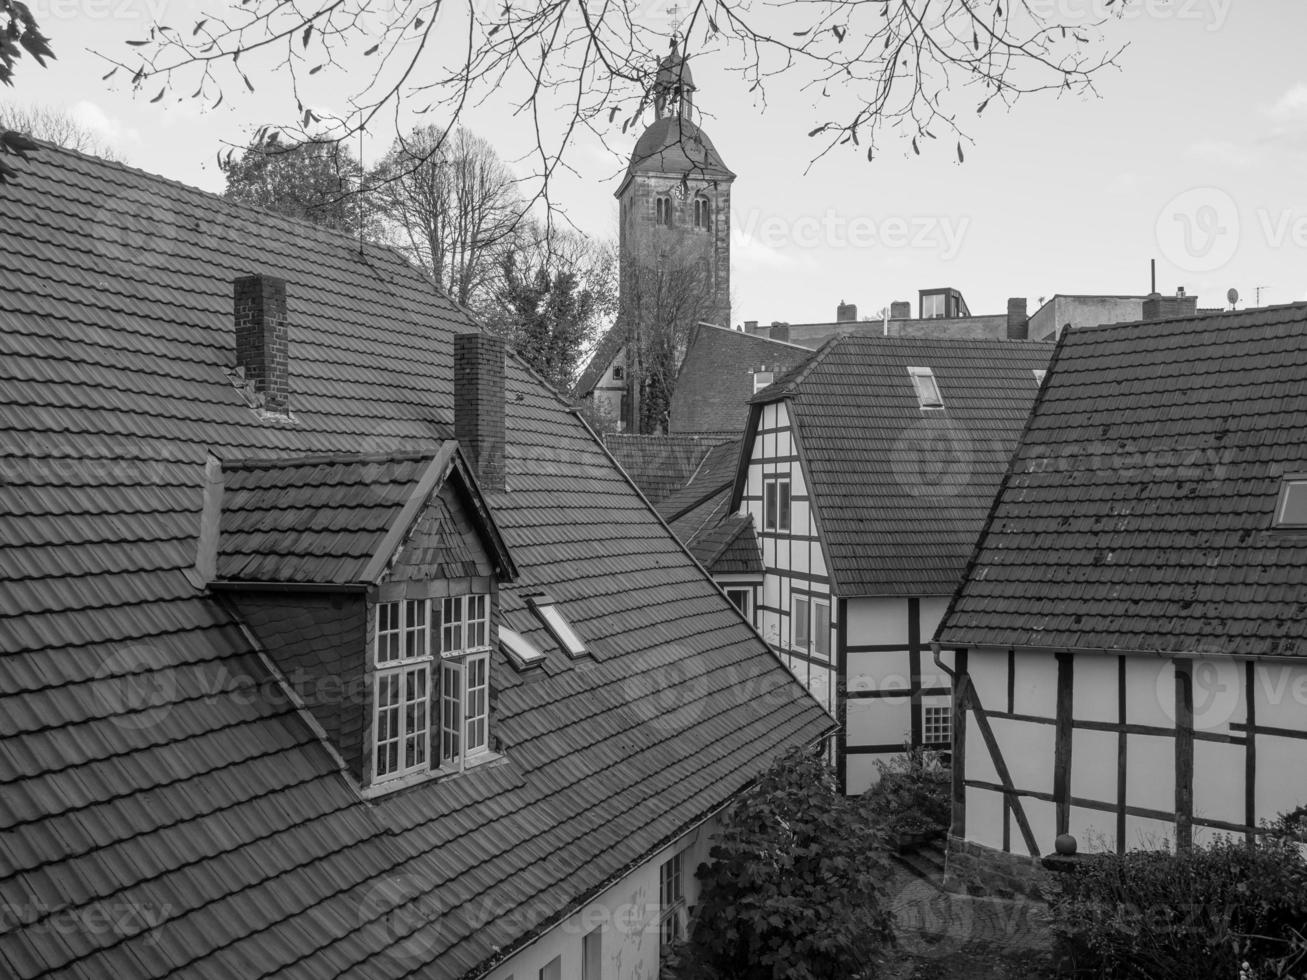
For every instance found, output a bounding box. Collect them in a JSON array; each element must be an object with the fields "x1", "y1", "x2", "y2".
[
  {"x1": 222, "y1": 450, "x2": 434, "y2": 471},
  {"x1": 752, "y1": 335, "x2": 837, "y2": 401}
]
